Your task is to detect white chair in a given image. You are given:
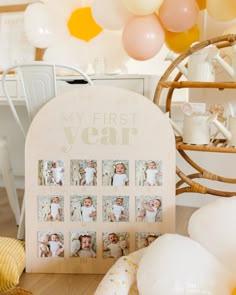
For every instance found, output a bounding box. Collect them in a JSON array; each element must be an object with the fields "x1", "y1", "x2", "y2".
[
  {"x1": 2, "y1": 62, "x2": 93, "y2": 239},
  {"x1": 0, "y1": 138, "x2": 20, "y2": 226}
]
